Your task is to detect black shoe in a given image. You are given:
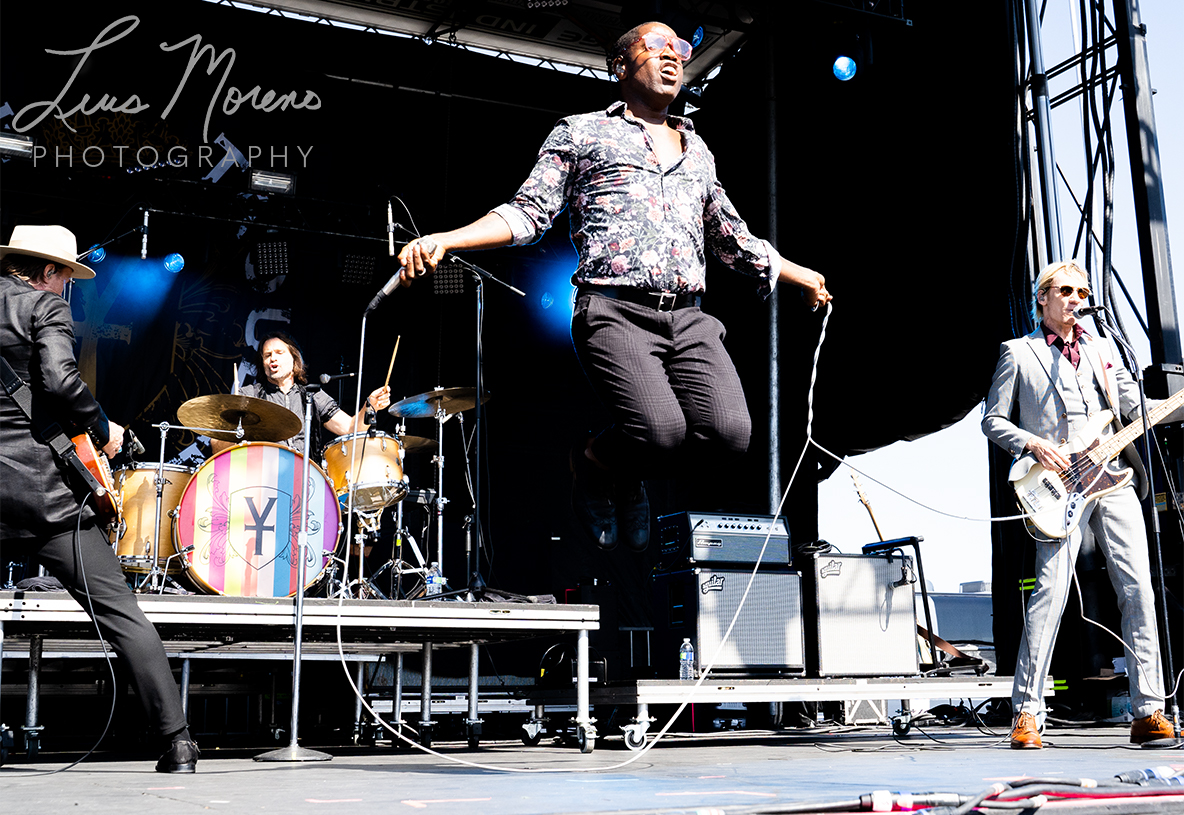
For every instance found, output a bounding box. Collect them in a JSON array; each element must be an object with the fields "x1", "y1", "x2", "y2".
[
  {"x1": 616, "y1": 480, "x2": 650, "y2": 552},
  {"x1": 570, "y1": 447, "x2": 617, "y2": 550},
  {"x1": 156, "y1": 740, "x2": 200, "y2": 773}
]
